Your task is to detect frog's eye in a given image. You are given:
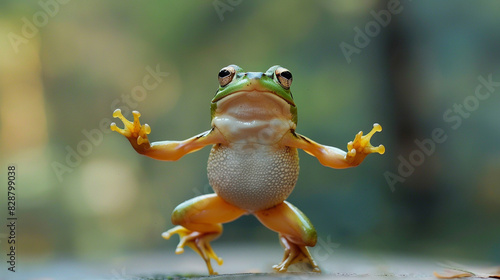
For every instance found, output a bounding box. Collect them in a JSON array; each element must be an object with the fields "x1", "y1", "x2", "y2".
[
  {"x1": 218, "y1": 66, "x2": 236, "y2": 87},
  {"x1": 275, "y1": 67, "x2": 292, "y2": 90}
]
